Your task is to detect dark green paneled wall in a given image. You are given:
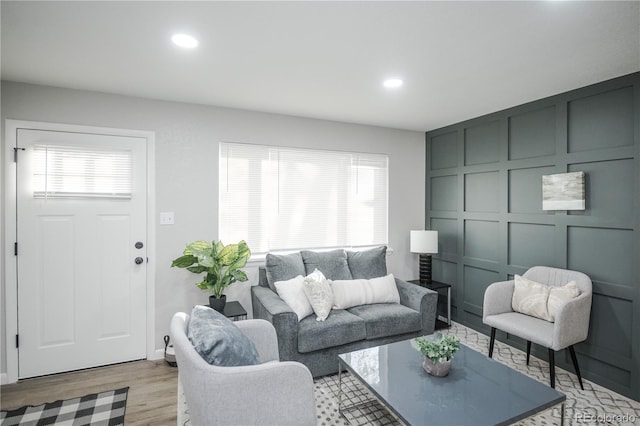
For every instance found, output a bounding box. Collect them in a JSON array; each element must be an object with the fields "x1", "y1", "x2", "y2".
[{"x1": 425, "y1": 72, "x2": 640, "y2": 400}]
